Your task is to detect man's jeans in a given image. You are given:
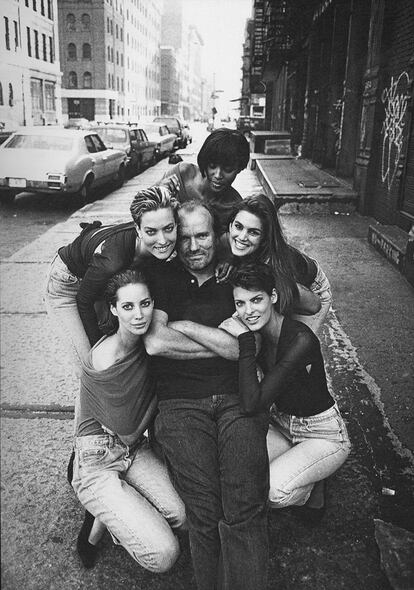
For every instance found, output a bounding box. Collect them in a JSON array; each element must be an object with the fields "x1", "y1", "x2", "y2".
[
  {"x1": 155, "y1": 394, "x2": 269, "y2": 590},
  {"x1": 267, "y1": 404, "x2": 351, "y2": 507},
  {"x1": 72, "y1": 434, "x2": 186, "y2": 573}
]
